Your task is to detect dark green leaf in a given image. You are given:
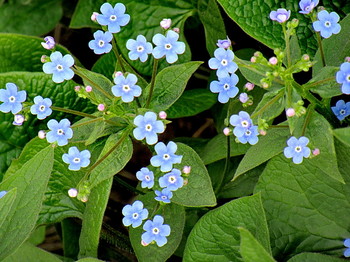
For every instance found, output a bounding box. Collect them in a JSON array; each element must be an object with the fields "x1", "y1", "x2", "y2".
[
  {"x1": 333, "y1": 127, "x2": 350, "y2": 147},
  {"x1": 308, "y1": 66, "x2": 341, "y2": 98},
  {"x1": 287, "y1": 253, "x2": 347, "y2": 262}
]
